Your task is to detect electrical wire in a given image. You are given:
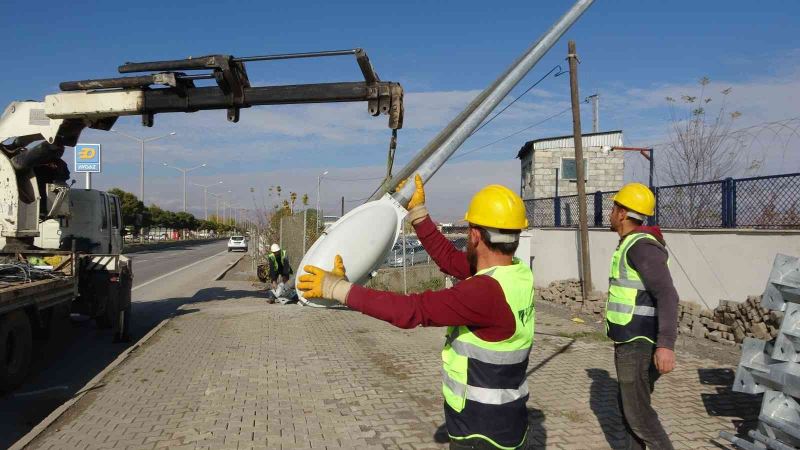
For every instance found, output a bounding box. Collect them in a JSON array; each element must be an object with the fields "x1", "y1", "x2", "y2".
[
  {"x1": 470, "y1": 65, "x2": 565, "y2": 137},
  {"x1": 451, "y1": 105, "x2": 574, "y2": 161}
]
